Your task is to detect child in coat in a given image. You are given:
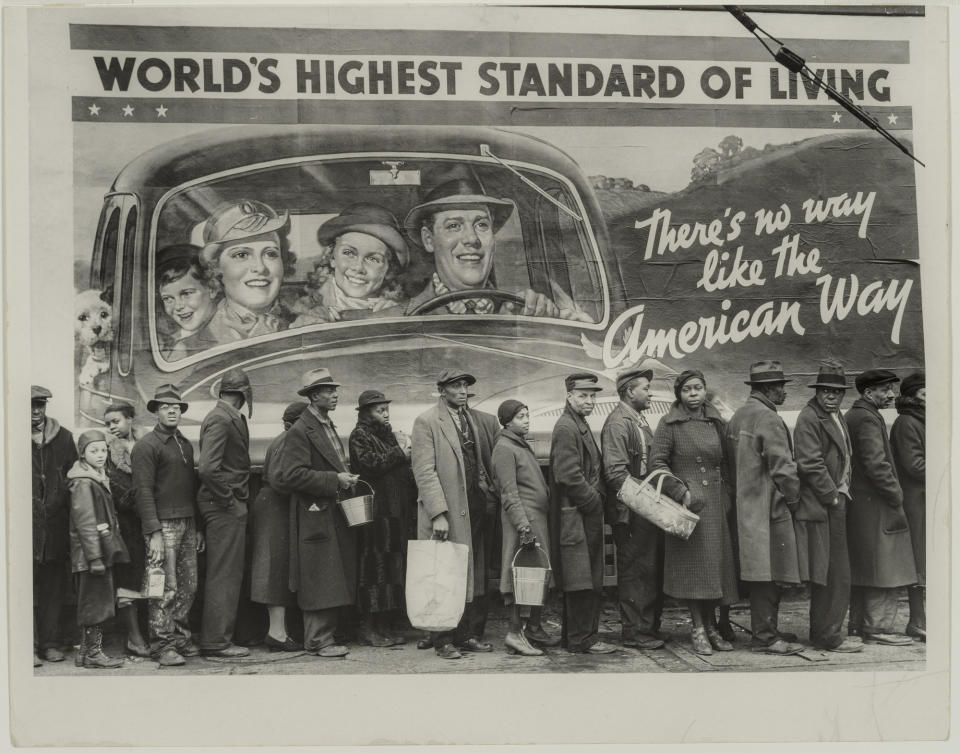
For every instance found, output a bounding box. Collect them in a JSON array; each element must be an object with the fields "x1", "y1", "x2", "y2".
[{"x1": 67, "y1": 429, "x2": 129, "y2": 668}]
